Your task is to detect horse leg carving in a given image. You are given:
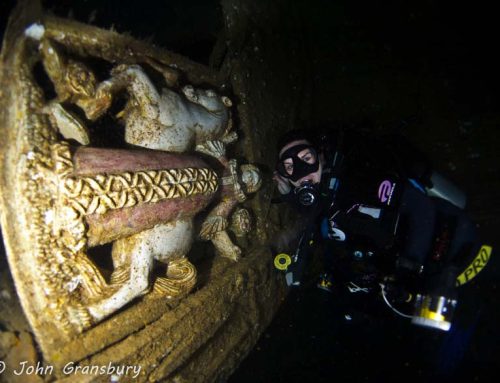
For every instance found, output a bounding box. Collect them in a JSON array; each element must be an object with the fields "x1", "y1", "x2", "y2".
[
  {"x1": 87, "y1": 232, "x2": 154, "y2": 322},
  {"x1": 88, "y1": 219, "x2": 197, "y2": 321}
]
